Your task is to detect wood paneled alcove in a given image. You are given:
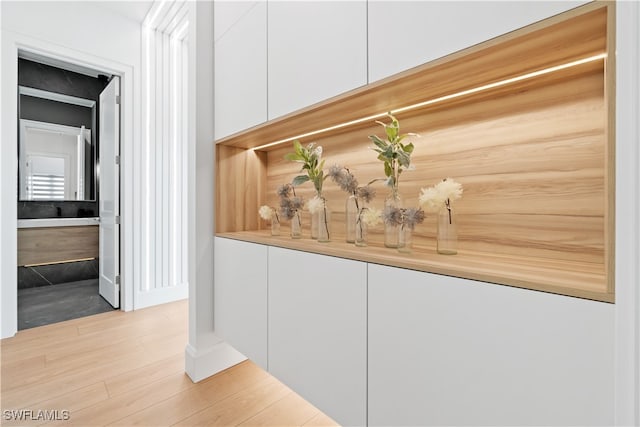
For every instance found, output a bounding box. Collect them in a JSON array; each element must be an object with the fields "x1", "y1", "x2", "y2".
[{"x1": 215, "y1": 2, "x2": 615, "y2": 302}]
